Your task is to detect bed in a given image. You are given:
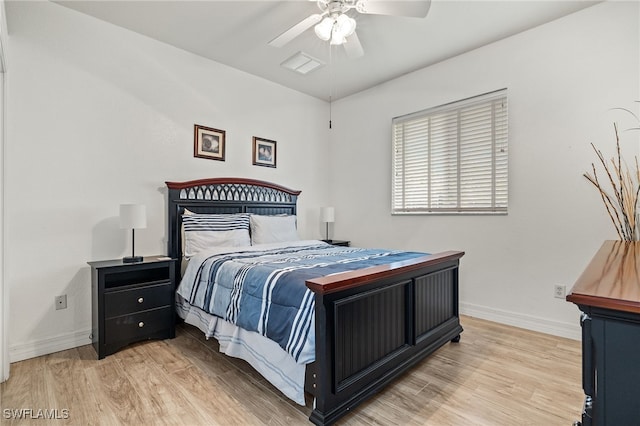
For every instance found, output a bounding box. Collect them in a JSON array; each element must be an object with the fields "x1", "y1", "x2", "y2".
[{"x1": 166, "y1": 177, "x2": 464, "y2": 425}]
